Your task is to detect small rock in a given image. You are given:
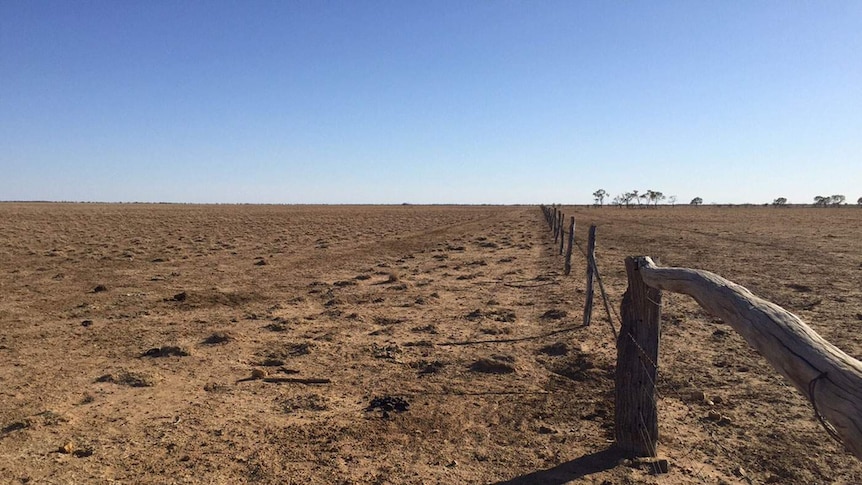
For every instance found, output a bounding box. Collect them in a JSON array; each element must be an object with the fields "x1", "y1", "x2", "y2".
[
  {"x1": 734, "y1": 466, "x2": 746, "y2": 477},
  {"x1": 251, "y1": 368, "x2": 269, "y2": 380},
  {"x1": 537, "y1": 425, "x2": 557, "y2": 434},
  {"x1": 172, "y1": 292, "x2": 187, "y2": 302},
  {"x1": 59, "y1": 442, "x2": 75, "y2": 454},
  {"x1": 81, "y1": 320, "x2": 93, "y2": 327},
  {"x1": 254, "y1": 259, "x2": 267, "y2": 266},
  {"x1": 92, "y1": 285, "x2": 108, "y2": 293},
  {"x1": 707, "y1": 410, "x2": 722, "y2": 422}
]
